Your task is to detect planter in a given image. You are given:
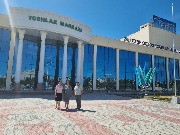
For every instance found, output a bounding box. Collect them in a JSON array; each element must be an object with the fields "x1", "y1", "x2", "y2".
[{"x1": 171, "y1": 96, "x2": 180, "y2": 104}]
